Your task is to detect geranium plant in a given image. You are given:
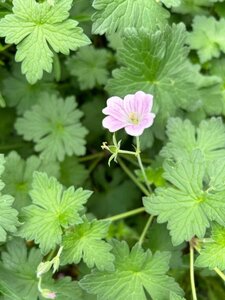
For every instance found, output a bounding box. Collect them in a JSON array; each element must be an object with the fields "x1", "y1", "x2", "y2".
[{"x1": 0, "y1": 0, "x2": 225, "y2": 299}]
